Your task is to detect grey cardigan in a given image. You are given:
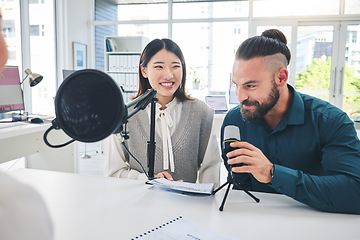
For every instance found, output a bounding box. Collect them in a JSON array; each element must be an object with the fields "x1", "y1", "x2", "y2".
[{"x1": 123, "y1": 99, "x2": 214, "y2": 183}]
